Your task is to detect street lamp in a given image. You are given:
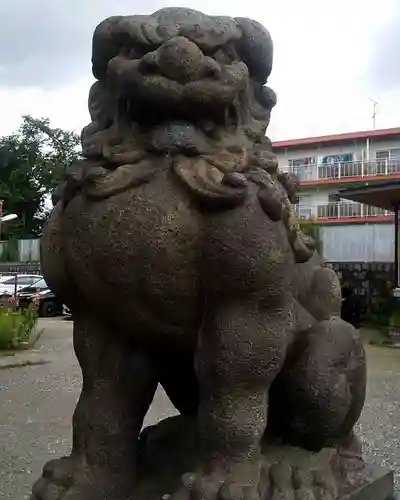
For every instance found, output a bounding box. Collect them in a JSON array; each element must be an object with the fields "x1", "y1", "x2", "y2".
[
  {"x1": 0, "y1": 213, "x2": 18, "y2": 242},
  {"x1": 1, "y1": 214, "x2": 18, "y2": 223}
]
